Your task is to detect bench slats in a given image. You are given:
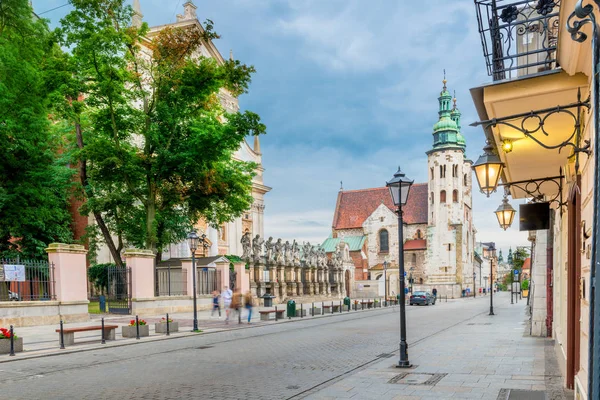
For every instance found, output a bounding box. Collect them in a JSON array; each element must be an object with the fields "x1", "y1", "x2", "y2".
[{"x1": 55, "y1": 325, "x2": 118, "y2": 333}]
